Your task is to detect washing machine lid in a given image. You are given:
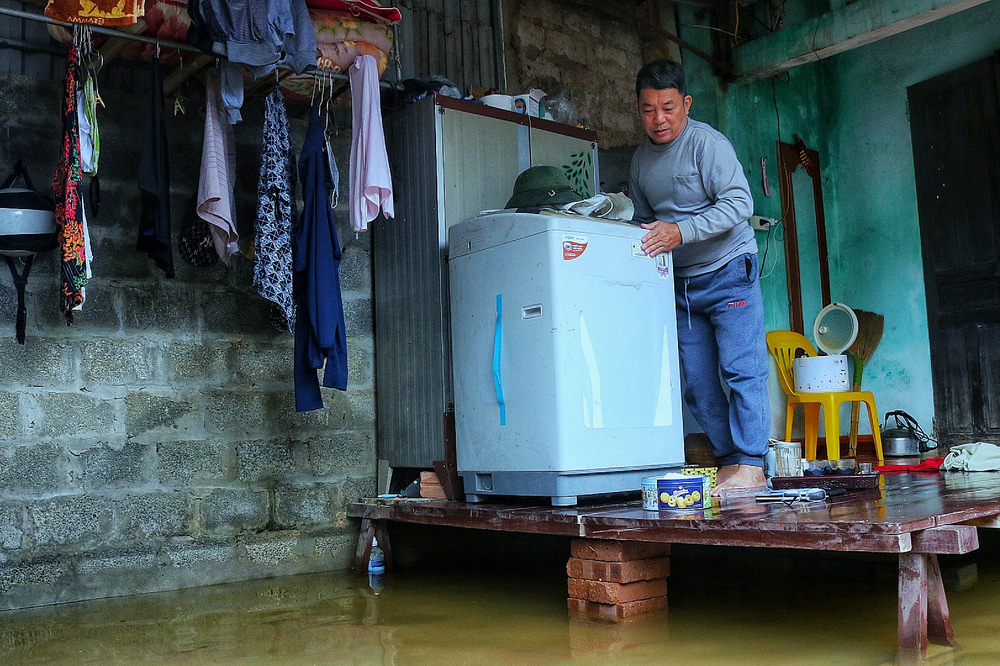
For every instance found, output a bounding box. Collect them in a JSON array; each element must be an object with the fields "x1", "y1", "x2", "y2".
[{"x1": 448, "y1": 211, "x2": 639, "y2": 259}]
